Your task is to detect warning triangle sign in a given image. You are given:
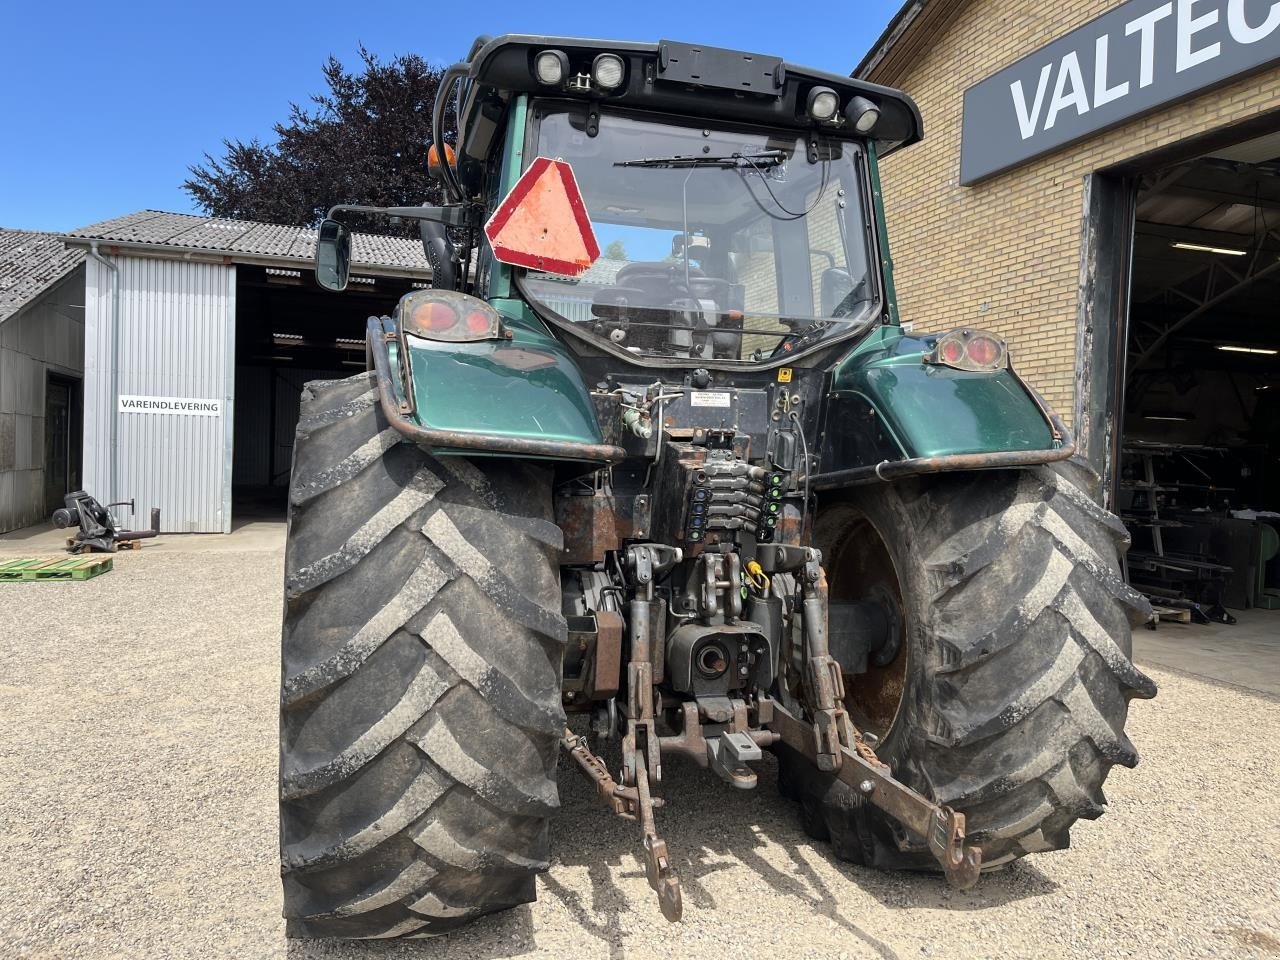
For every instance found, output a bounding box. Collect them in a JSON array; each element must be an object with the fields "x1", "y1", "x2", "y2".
[{"x1": 484, "y1": 157, "x2": 600, "y2": 276}]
